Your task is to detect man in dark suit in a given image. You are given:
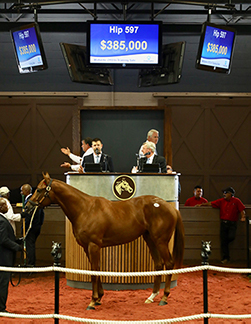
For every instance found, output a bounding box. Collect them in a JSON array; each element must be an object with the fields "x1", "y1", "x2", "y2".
[
  {"x1": 81, "y1": 137, "x2": 114, "y2": 172},
  {"x1": 0, "y1": 198, "x2": 22, "y2": 313},
  {"x1": 138, "y1": 141, "x2": 167, "y2": 173},
  {"x1": 20, "y1": 184, "x2": 44, "y2": 267}
]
